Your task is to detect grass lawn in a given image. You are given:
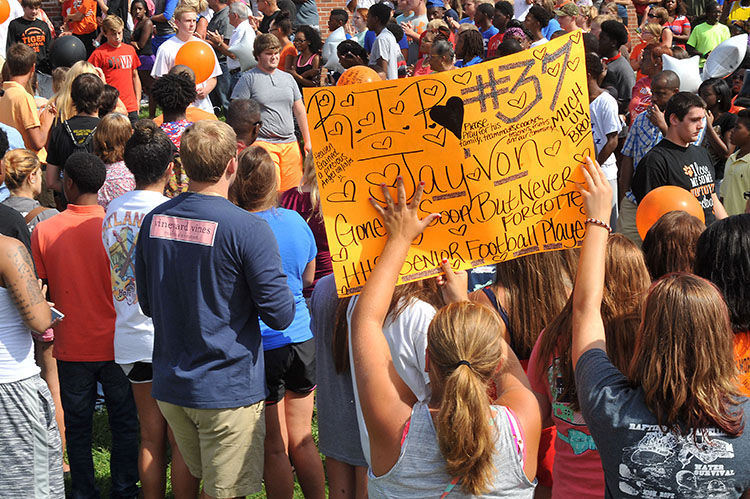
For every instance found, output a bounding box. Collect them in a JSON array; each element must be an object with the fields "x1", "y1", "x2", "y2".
[{"x1": 73, "y1": 407, "x2": 323, "y2": 498}]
